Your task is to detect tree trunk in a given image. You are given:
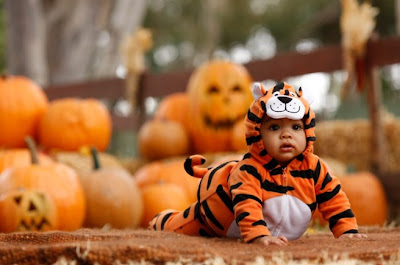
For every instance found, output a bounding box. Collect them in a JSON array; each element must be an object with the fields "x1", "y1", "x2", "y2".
[{"x1": 5, "y1": 0, "x2": 147, "y2": 86}]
